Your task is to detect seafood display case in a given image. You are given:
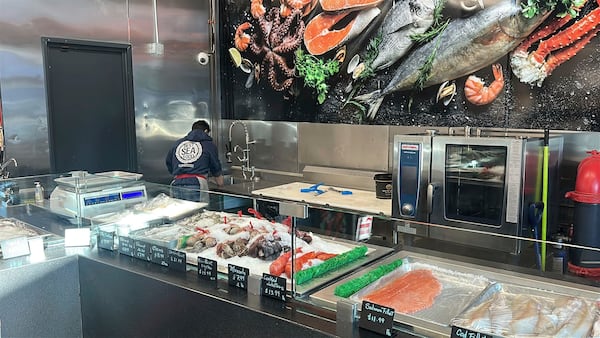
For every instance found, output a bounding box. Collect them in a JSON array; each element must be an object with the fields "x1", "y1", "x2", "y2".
[
  {"x1": 2, "y1": 172, "x2": 600, "y2": 337},
  {"x1": 309, "y1": 249, "x2": 600, "y2": 337},
  {"x1": 88, "y1": 180, "x2": 393, "y2": 296}
]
